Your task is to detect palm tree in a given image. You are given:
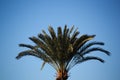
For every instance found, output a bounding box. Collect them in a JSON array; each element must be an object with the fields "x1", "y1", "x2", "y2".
[{"x1": 16, "y1": 25, "x2": 110, "y2": 80}]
